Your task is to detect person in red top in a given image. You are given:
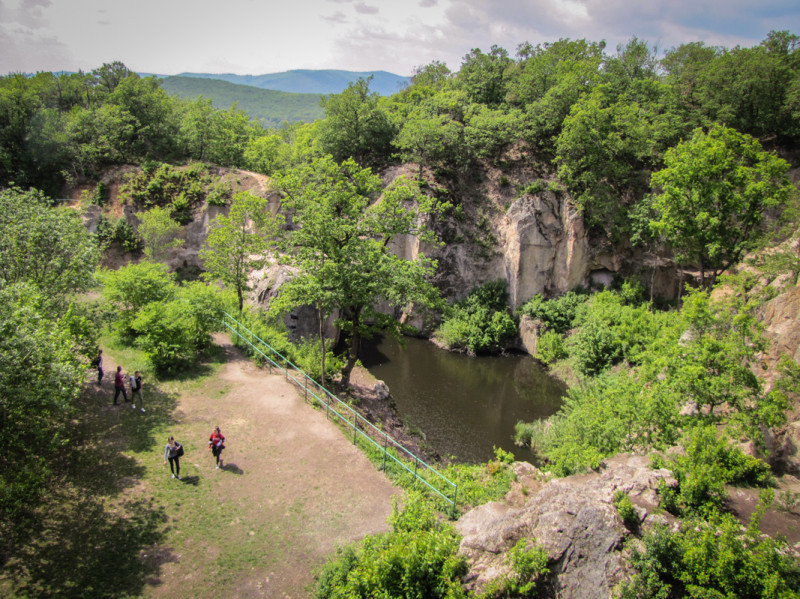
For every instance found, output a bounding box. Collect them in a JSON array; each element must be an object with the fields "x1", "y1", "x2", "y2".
[
  {"x1": 209, "y1": 426, "x2": 225, "y2": 469},
  {"x1": 113, "y1": 365, "x2": 128, "y2": 405}
]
